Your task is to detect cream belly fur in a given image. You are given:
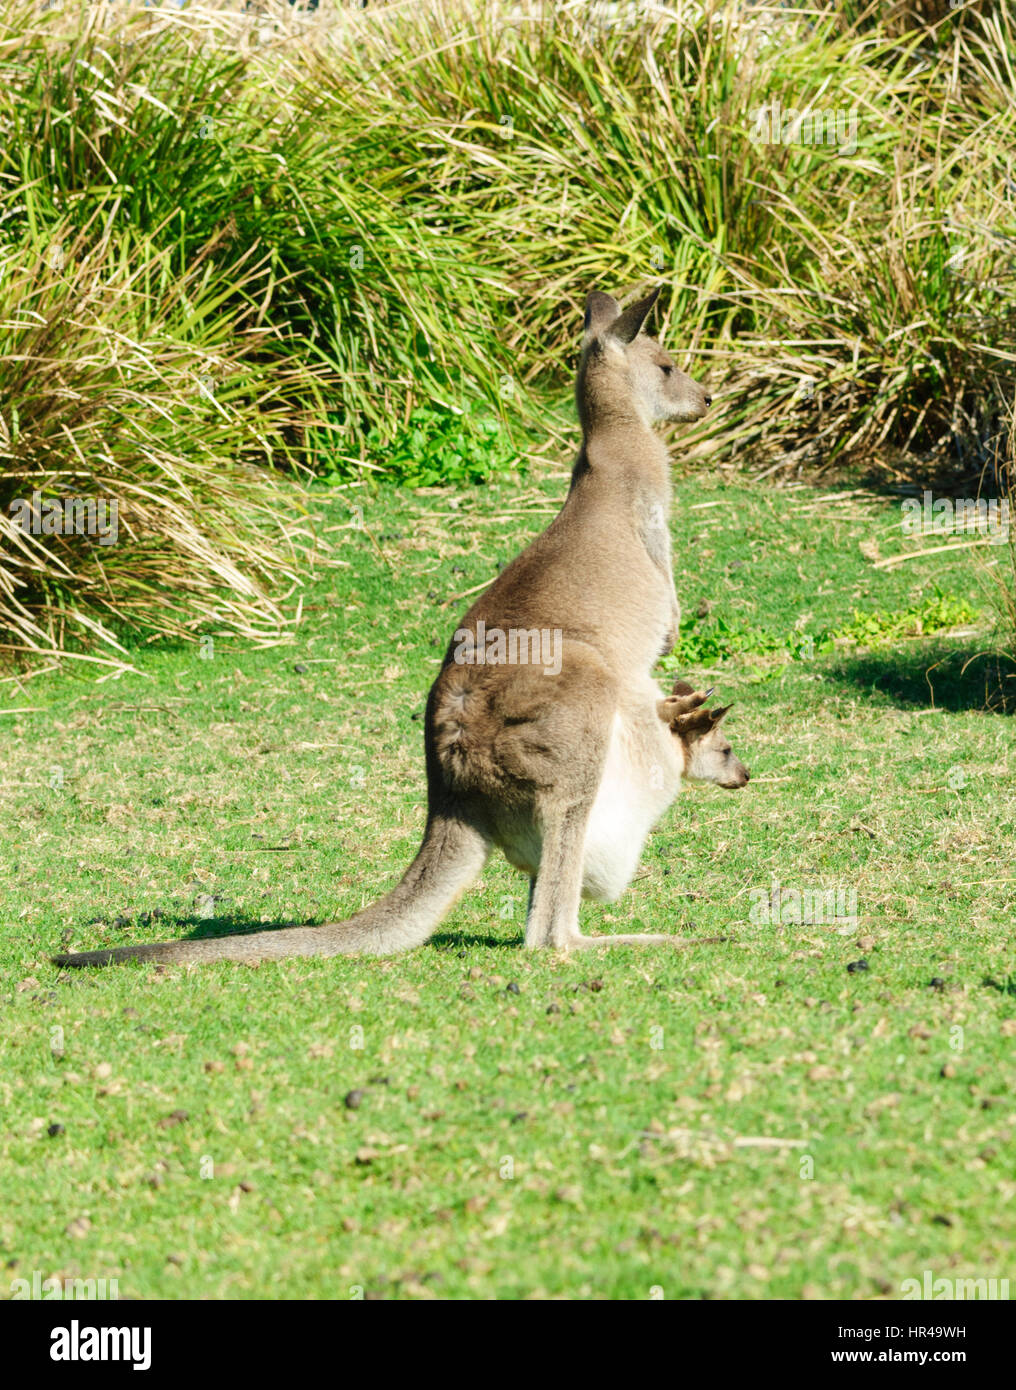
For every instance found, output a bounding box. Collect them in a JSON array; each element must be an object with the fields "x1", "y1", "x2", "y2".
[
  {"x1": 499, "y1": 686, "x2": 682, "y2": 902},
  {"x1": 582, "y1": 701, "x2": 682, "y2": 900}
]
